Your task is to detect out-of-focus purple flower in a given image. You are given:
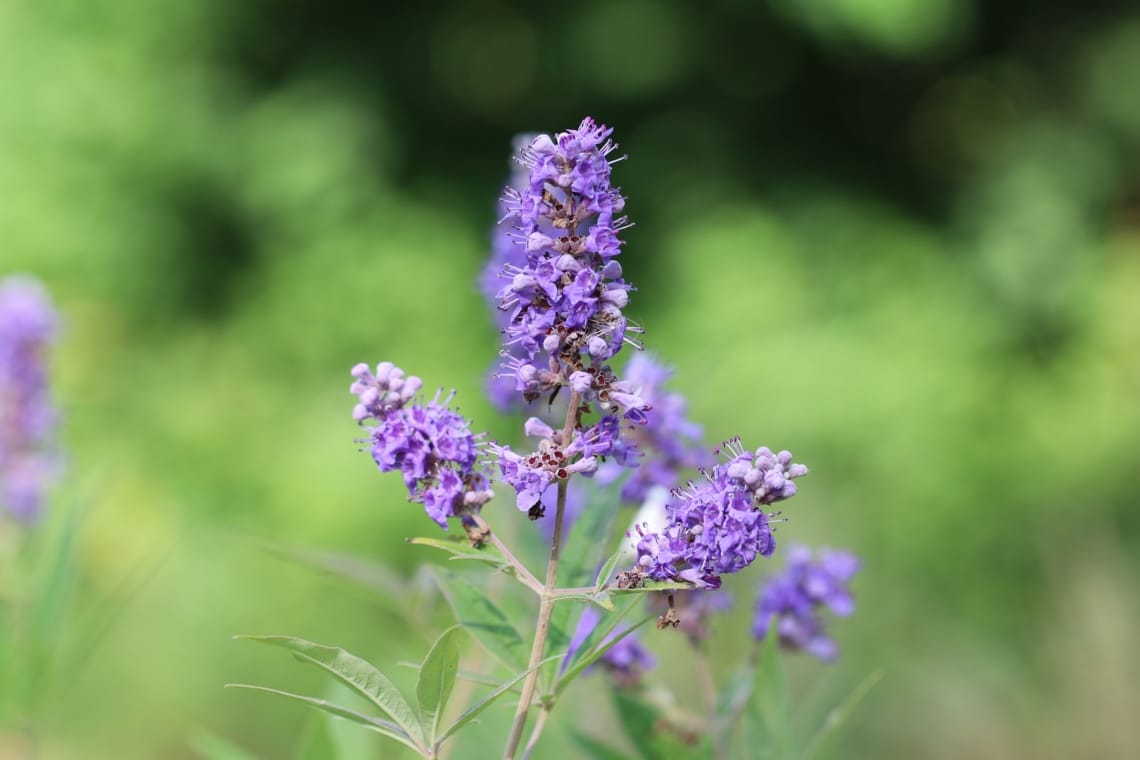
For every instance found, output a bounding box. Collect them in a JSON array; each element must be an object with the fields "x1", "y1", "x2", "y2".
[
  {"x1": 351, "y1": 362, "x2": 493, "y2": 529},
  {"x1": 564, "y1": 606, "x2": 655, "y2": 688},
  {"x1": 489, "y1": 118, "x2": 646, "y2": 417},
  {"x1": 597, "y1": 352, "x2": 710, "y2": 504},
  {"x1": 631, "y1": 439, "x2": 808, "y2": 588},
  {"x1": 0, "y1": 276, "x2": 60, "y2": 522},
  {"x1": 482, "y1": 134, "x2": 540, "y2": 412},
  {"x1": 480, "y1": 133, "x2": 537, "y2": 313},
  {"x1": 752, "y1": 545, "x2": 860, "y2": 661}
]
